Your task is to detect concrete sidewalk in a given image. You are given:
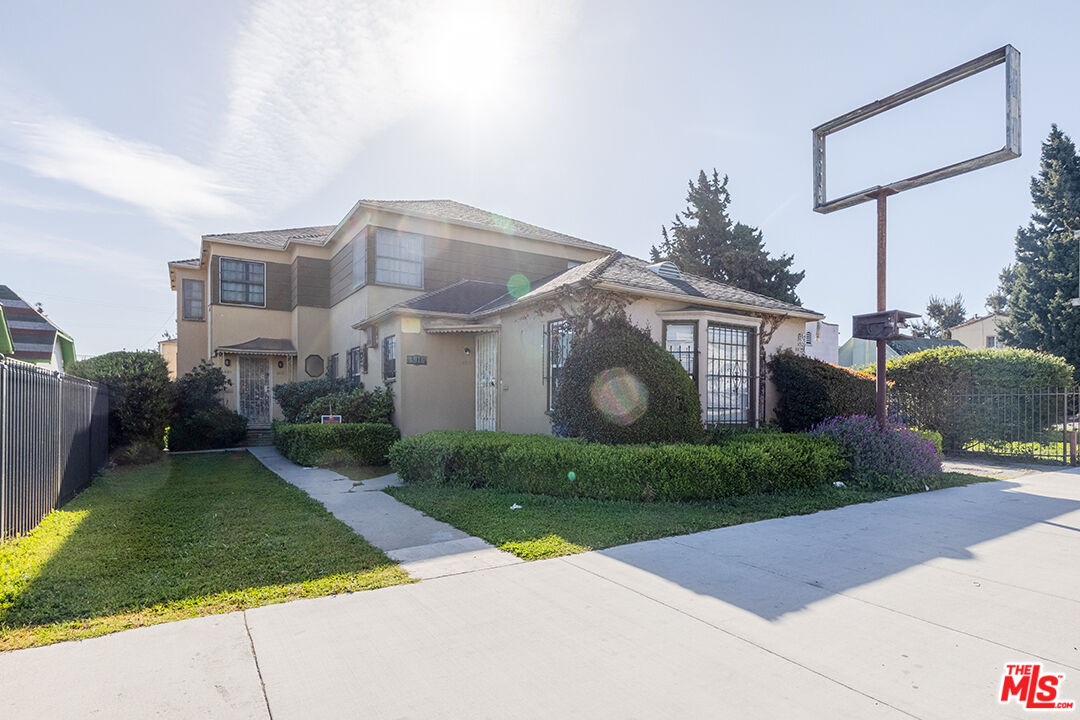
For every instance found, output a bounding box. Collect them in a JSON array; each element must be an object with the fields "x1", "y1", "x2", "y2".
[
  {"x1": 247, "y1": 446, "x2": 521, "y2": 579},
  {"x1": 3, "y1": 467, "x2": 1079, "y2": 719}
]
